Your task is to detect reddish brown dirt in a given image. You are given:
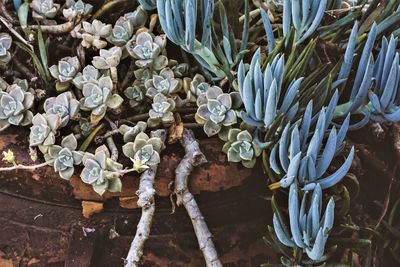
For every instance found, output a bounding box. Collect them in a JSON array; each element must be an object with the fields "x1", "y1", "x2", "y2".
[{"x1": 0, "y1": 128, "x2": 277, "y2": 266}]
